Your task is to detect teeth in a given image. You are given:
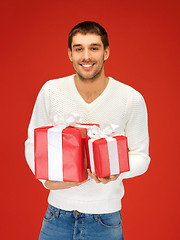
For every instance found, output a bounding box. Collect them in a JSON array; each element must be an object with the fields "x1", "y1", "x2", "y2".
[{"x1": 82, "y1": 64, "x2": 93, "y2": 68}]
